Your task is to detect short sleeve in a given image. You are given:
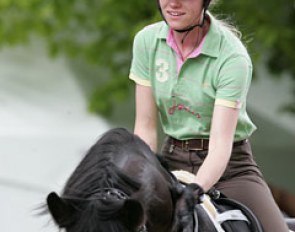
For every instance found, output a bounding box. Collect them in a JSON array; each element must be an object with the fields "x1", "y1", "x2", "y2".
[
  {"x1": 129, "y1": 30, "x2": 151, "y2": 87},
  {"x1": 215, "y1": 55, "x2": 252, "y2": 109}
]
